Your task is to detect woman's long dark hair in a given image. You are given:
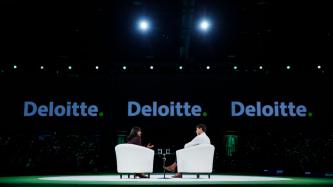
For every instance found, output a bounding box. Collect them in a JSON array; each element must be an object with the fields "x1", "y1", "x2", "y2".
[{"x1": 127, "y1": 127, "x2": 141, "y2": 141}]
